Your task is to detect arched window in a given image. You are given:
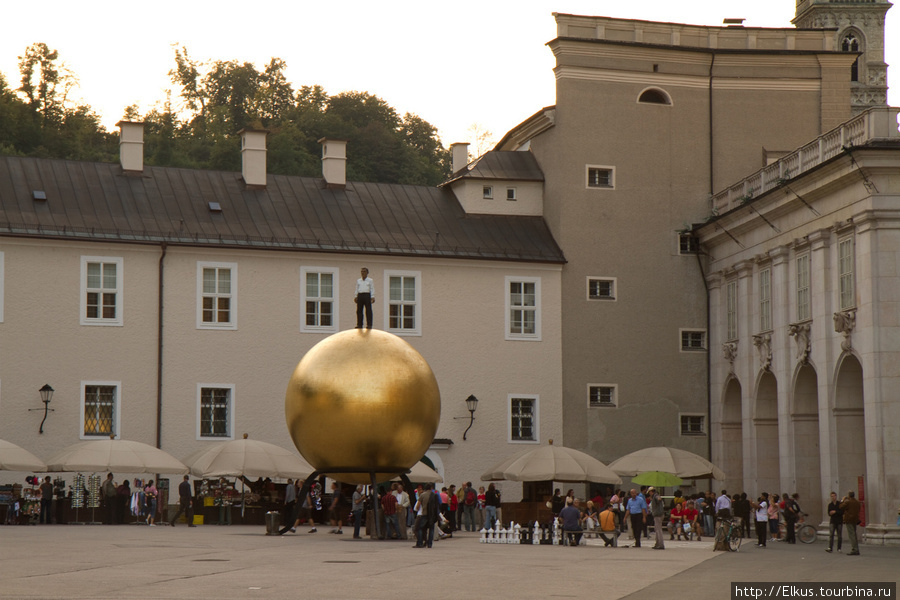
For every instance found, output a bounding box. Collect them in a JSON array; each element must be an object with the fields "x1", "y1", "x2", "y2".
[
  {"x1": 842, "y1": 33, "x2": 861, "y2": 82},
  {"x1": 638, "y1": 88, "x2": 672, "y2": 105}
]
